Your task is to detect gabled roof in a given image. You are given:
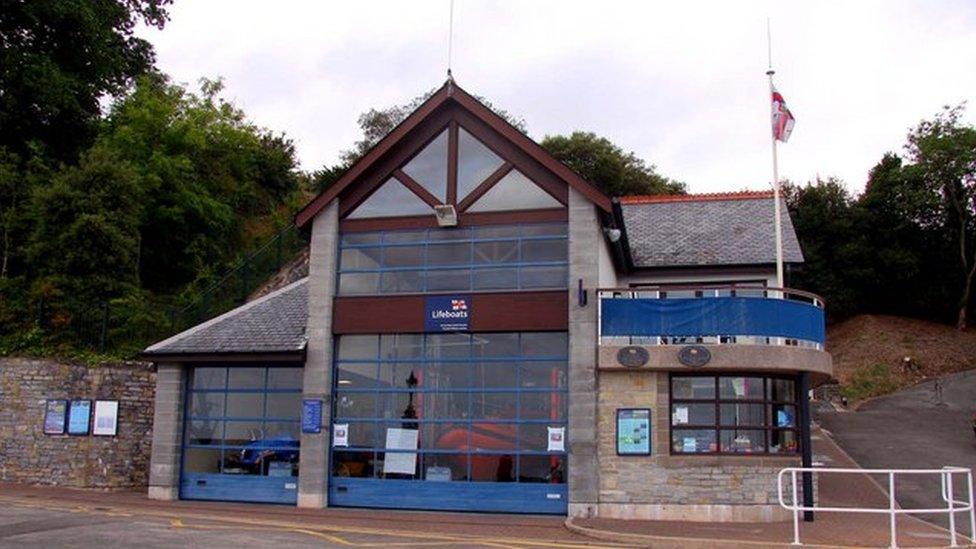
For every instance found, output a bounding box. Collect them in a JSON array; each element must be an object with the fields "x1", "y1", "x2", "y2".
[
  {"x1": 295, "y1": 79, "x2": 611, "y2": 227},
  {"x1": 143, "y1": 278, "x2": 308, "y2": 359},
  {"x1": 618, "y1": 190, "x2": 804, "y2": 269}
]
